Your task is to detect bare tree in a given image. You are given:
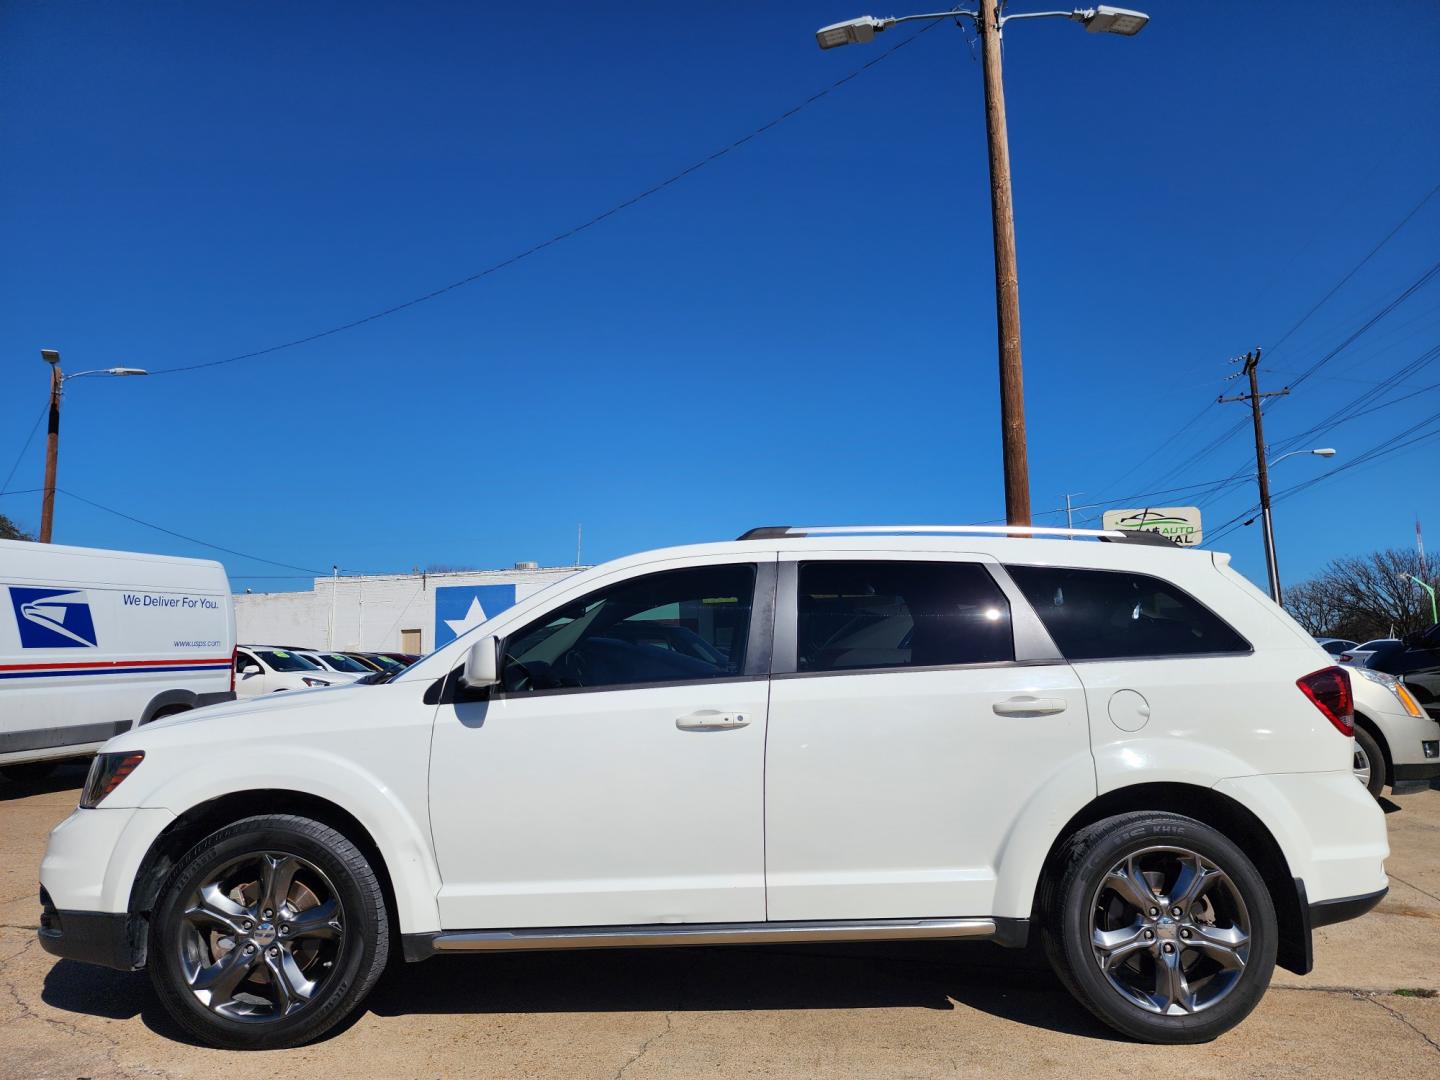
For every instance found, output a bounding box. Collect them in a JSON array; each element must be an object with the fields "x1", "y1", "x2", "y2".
[
  {"x1": 1285, "y1": 547, "x2": 1433, "y2": 641},
  {"x1": 0, "y1": 512, "x2": 35, "y2": 541}
]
